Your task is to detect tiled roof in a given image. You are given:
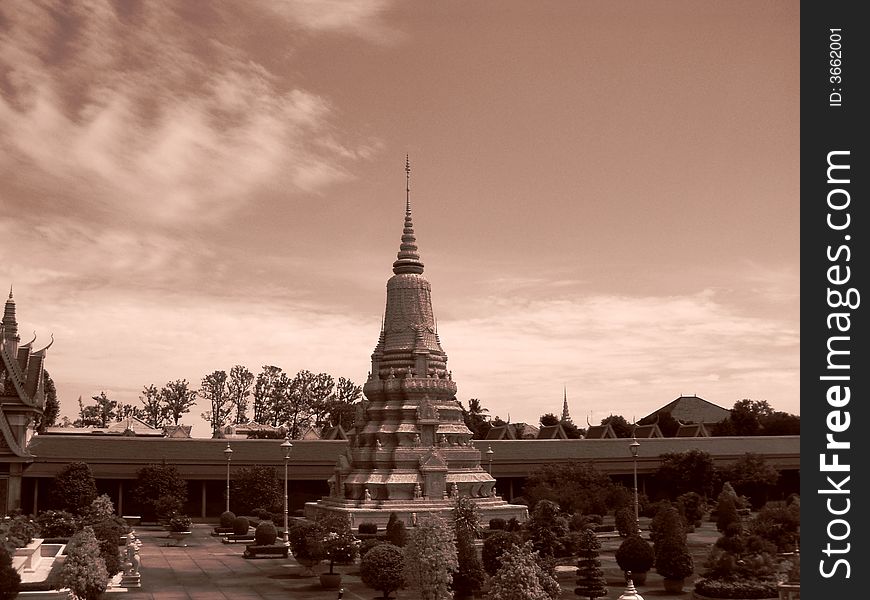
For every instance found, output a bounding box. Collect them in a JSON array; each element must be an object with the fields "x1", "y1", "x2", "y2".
[
  {"x1": 584, "y1": 423, "x2": 616, "y2": 439},
  {"x1": 644, "y1": 395, "x2": 731, "y2": 424}
]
